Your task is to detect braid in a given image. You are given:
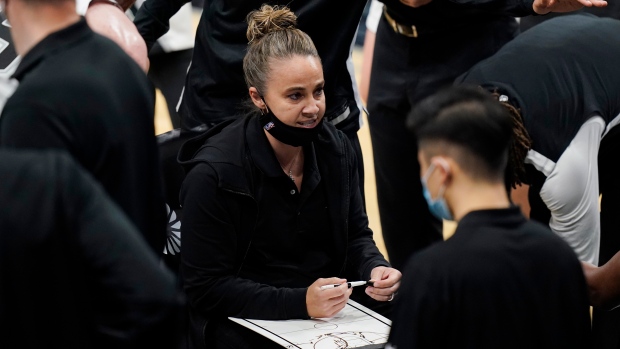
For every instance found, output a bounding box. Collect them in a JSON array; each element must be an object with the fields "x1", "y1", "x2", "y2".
[{"x1": 491, "y1": 91, "x2": 532, "y2": 189}]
